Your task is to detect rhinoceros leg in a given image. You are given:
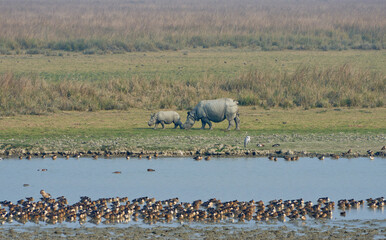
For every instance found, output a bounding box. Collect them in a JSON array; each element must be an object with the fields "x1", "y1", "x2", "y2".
[
  {"x1": 173, "y1": 121, "x2": 181, "y2": 129},
  {"x1": 235, "y1": 115, "x2": 240, "y2": 130},
  {"x1": 153, "y1": 123, "x2": 158, "y2": 129},
  {"x1": 160, "y1": 121, "x2": 165, "y2": 129},
  {"x1": 201, "y1": 118, "x2": 212, "y2": 130},
  {"x1": 200, "y1": 120, "x2": 206, "y2": 129},
  {"x1": 175, "y1": 120, "x2": 183, "y2": 129},
  {"x1": 207, "y1": 121, "x2": 213, "y2": 130},
  {"x1": 226, "y1": 119, "x2": 234, "y2": 131}
]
